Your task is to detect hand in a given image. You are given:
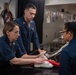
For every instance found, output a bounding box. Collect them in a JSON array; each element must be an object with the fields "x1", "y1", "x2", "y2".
[
  {"x1": 34, "y1": 58, "x2": 46, "y2": 64},
  {"x1": 38, "y1": 49, "x2": 46, "y2": 54},
  {"x1": 36, "y1": 54, "x2": 41, "y2": 58}
]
